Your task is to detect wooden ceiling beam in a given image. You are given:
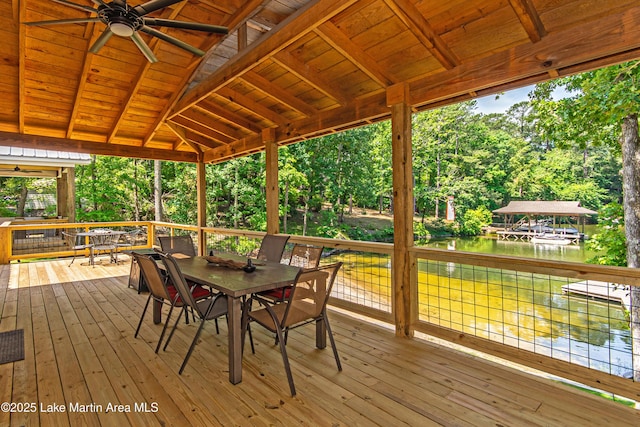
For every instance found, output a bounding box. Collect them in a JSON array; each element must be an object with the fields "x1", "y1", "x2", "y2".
[
  {"x1": 272, "y1": 51, "x2": 348, "y2": 106},
  {"x1": 316, "y1": 21, "x2": 398, "y2": 87},
  {"x1": 164, "y1": 121, "x2": 201, "y2": 153},
  {"x1": 0, "y1": 131, "x2": 196, "y2": 162},
  {"x1": 170, "y1": 0, "x2": 358, "y2": 118},
  {"x1": 508, "y1": 0, "x2": 547, "y2": 43},
  {"x1": 18, "y1": 0, "x2": 25, "y2": 134},
  {"x1": 197, "y1": 99, "x2": 262, "y2": 134},
  {"x1": 185, "y1": 131, "x2": 224, "y2": 151},
  {"x1": 170, "y1": 115, "x2": 235, "y2": 145},
  {"x1": 67, "y1": 24, "x2": 101, "y2": 139},
  {"x1": 144, "y1": 0, "x2": 264, "y2": 146},
  {"x1": 240, "y1": 71, "x2": 317, "y2": 117},
  {"x1": 182, "y1": 107, "x2": 246, "y2": 140},
  {"x1": 217, "y1": 87, "x2": 288, "y2": 127},
  {"x1": 409, "y1": 5, "x2": 640, "y2": 107},
  {"x1": 383, "y1": 0, "x2": 459, "y2": 69},
  {"x1": 202, "y1": 134, "x2": 264, "y2": 164}
]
